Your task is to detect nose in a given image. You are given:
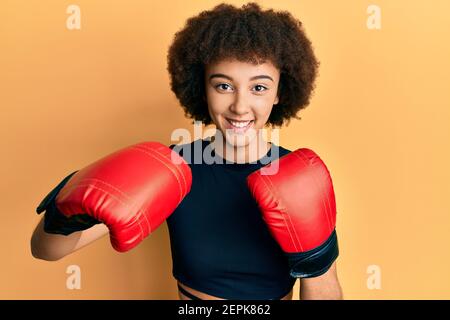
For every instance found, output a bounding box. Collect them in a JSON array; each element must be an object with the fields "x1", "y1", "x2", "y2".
[{"x1": 229, "y1": 91, "x2": 250, "y2": 116}]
